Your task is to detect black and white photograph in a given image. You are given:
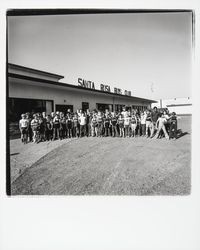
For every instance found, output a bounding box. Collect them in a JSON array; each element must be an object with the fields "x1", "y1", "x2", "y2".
[
  {"x1": 7, "y1": 9, "x2": 192, "y2": 195},
  {"x1": 2, "y1": 2, "x2": 200, "y2": 250}
]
